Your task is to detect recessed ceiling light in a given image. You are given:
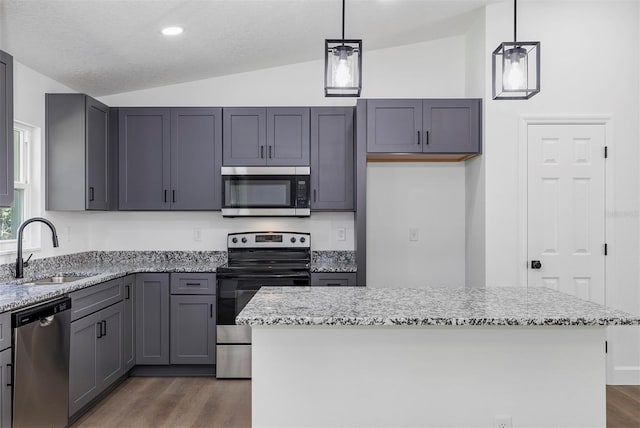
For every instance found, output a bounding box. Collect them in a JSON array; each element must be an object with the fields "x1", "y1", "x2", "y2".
[{"x1": 161, "y1": 26, "x2": 183, "y2": 36}]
